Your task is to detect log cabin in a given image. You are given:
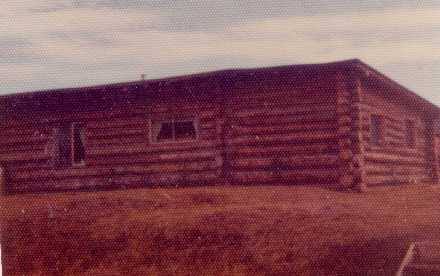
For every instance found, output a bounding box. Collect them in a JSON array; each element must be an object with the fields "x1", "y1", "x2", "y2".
[{"x1": 1, "y1": 59, "x2": 439, "y2": 194}]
